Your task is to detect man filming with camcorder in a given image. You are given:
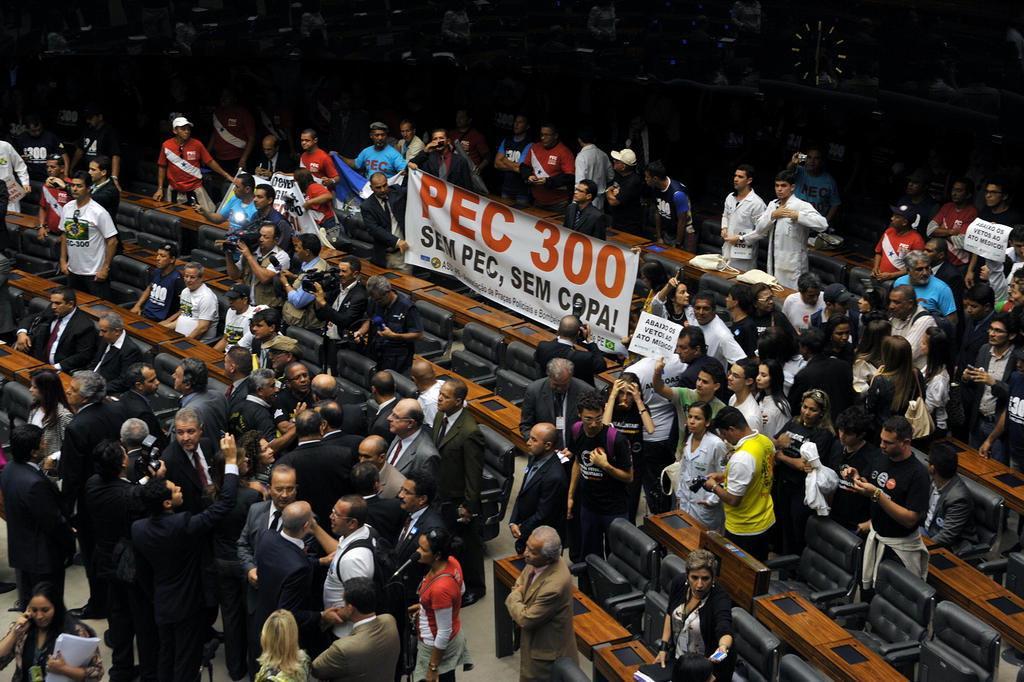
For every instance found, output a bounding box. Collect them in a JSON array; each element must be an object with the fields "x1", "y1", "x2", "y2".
[
  {"x1": 224, "y1": 221, "x2": 291, "y2": 308},
  {"x1": 280, "y1": 233, "x2": 333, "y2": 332}
]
